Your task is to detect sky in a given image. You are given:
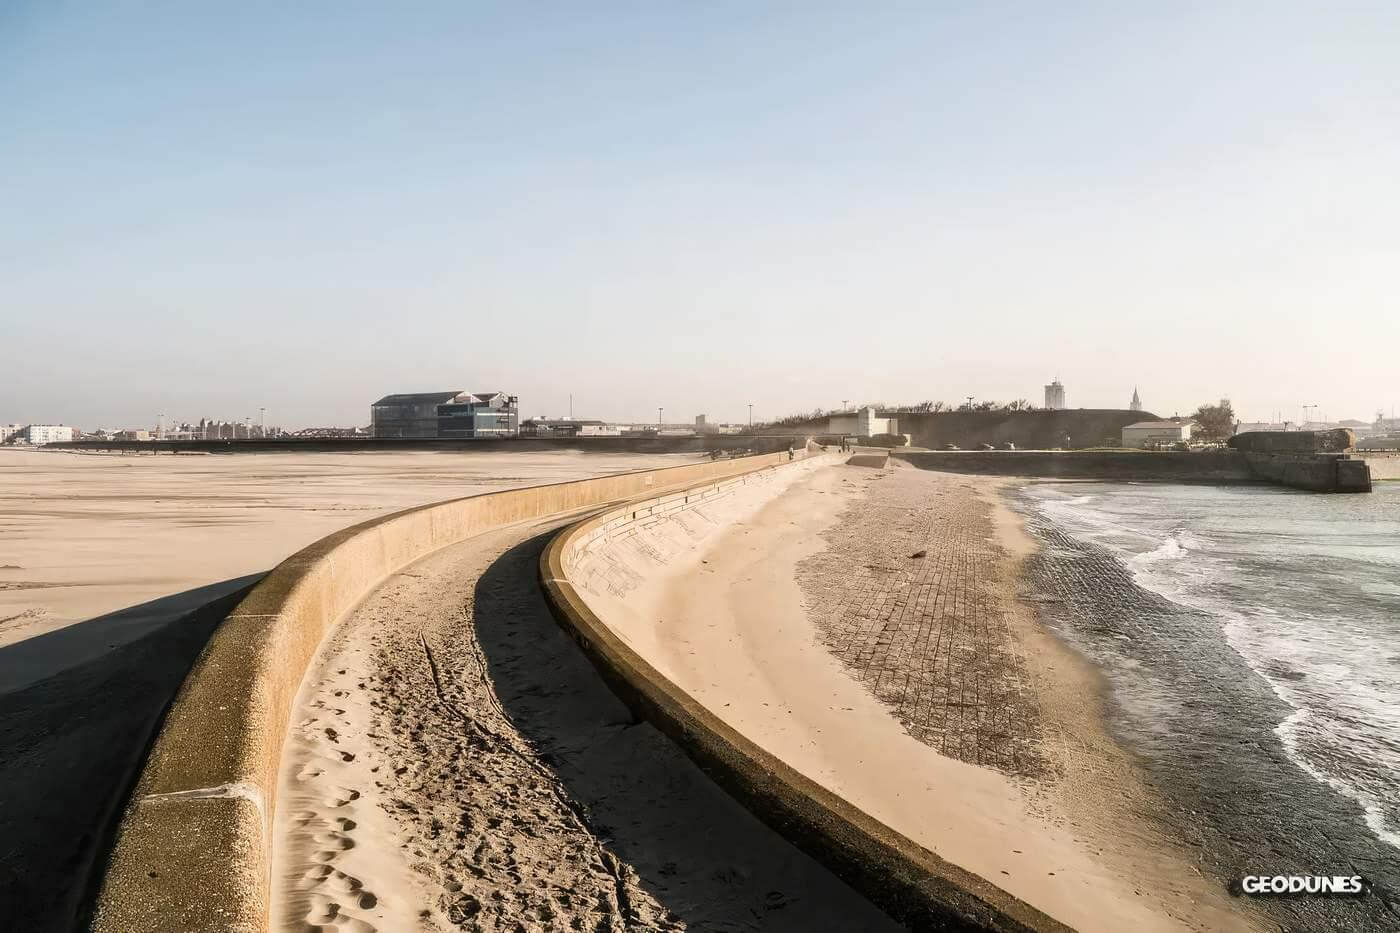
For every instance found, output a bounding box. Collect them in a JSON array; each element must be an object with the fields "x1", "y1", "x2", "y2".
[{"x1": 3, "y1": 2, "x2": 1398, "y2": 429}]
